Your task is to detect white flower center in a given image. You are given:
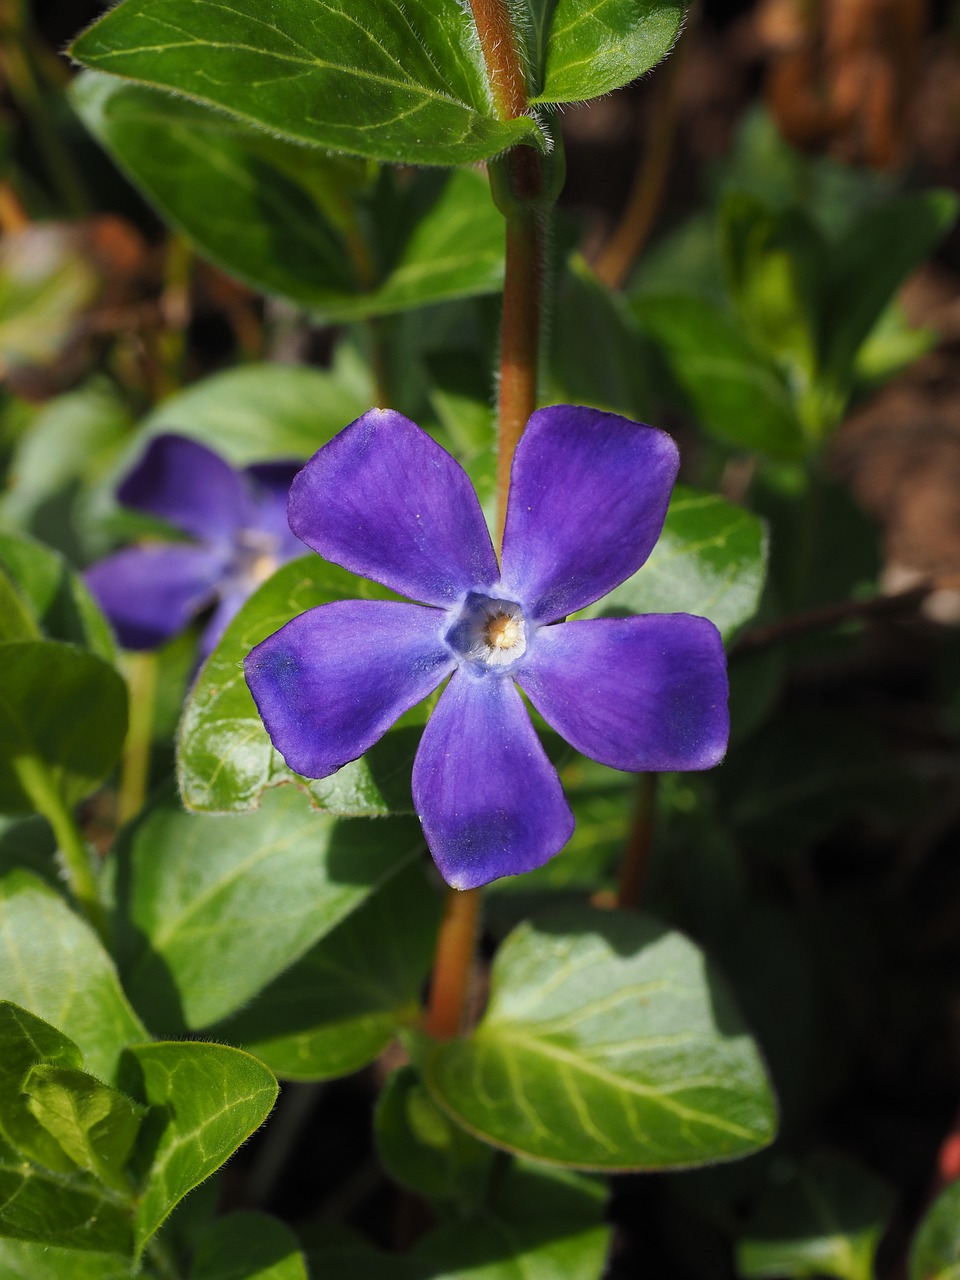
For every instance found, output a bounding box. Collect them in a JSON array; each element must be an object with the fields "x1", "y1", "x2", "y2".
[{"x1": 447, "y1": 593, "x2": 527, "y2": 670}]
